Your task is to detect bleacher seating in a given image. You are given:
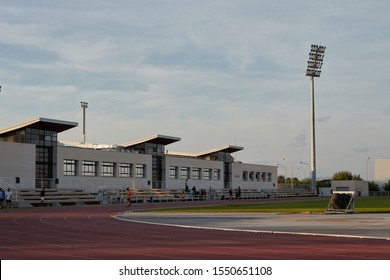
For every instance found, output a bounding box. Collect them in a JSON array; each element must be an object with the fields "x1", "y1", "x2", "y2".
[
  {"x1": 76, "y1": 186, "x2": 317, "y2": 206},
  {"x1": 17, "y1": 188, "x2": 101, "y2": 207}
]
